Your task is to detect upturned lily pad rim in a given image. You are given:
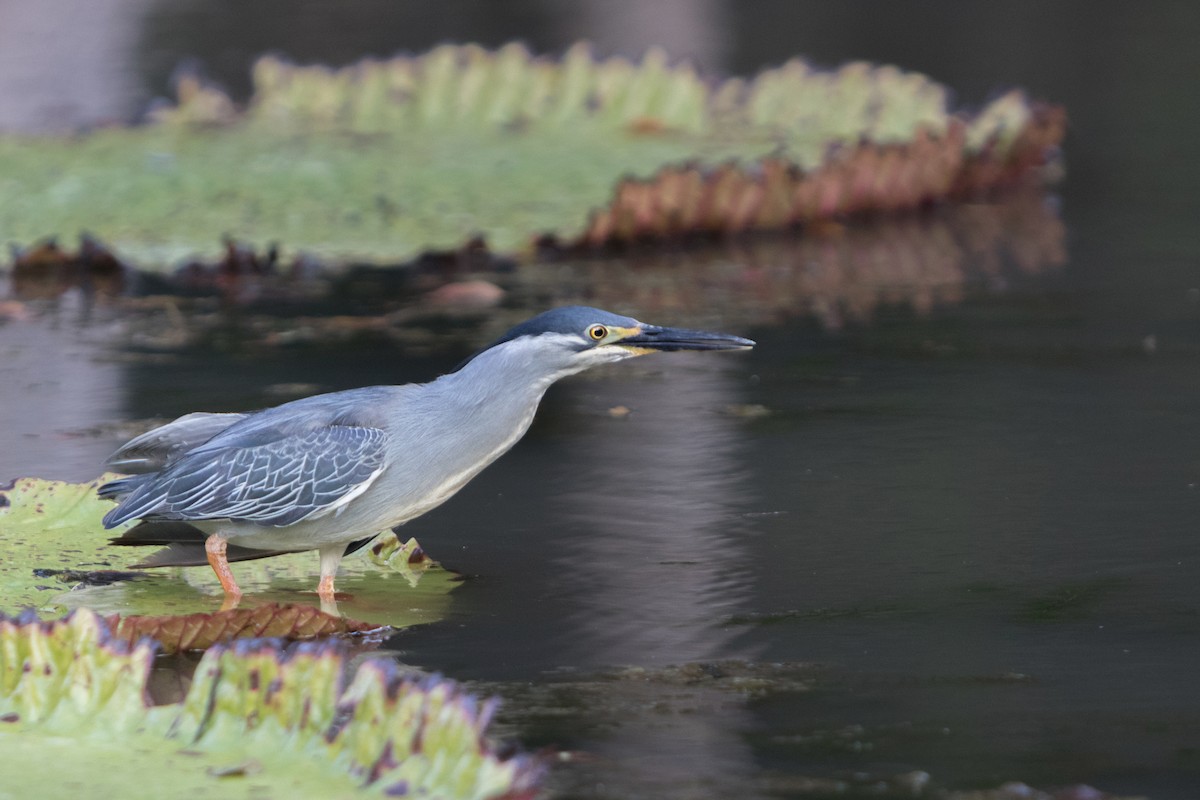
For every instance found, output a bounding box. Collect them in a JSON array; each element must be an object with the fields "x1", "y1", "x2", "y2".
[{"x1": 0, "y1": 608, "x2": 544, "y2": 799}]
